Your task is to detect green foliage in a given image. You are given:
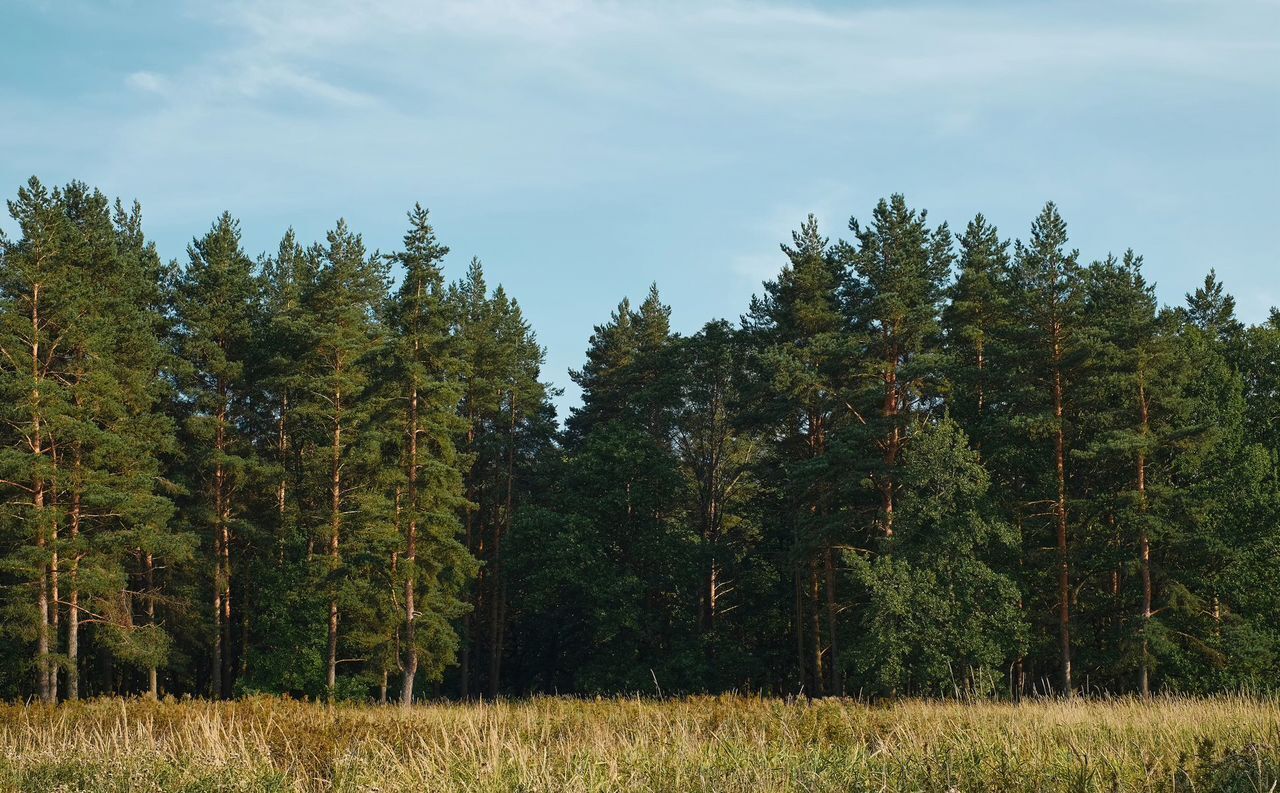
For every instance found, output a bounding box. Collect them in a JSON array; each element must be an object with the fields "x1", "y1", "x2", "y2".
[
  {"x1": 851, "y1": 419, "x2": 1025, "y2": 695},
  {"x1": 0, "y1": 177, "x2": 1276, "y2": 703}
]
